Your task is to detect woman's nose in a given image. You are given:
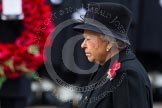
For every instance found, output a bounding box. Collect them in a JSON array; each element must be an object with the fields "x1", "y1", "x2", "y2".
[{"x1": 81, "y1": 39, "x2": 86, "y2": 48}]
